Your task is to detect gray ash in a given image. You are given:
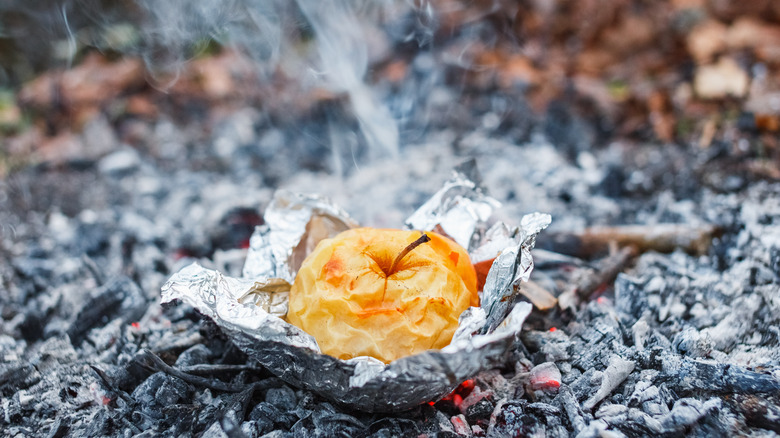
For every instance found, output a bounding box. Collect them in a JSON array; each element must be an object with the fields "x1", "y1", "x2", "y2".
[{"x1": 3, "y1": 131, "x2": 779, "y2": 437}]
